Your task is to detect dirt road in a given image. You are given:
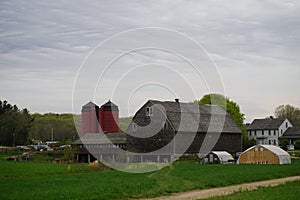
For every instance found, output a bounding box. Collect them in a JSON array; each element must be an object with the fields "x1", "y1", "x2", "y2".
[{"x1": 145, "y1": 176, "x2": 300, "y2": 200}]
